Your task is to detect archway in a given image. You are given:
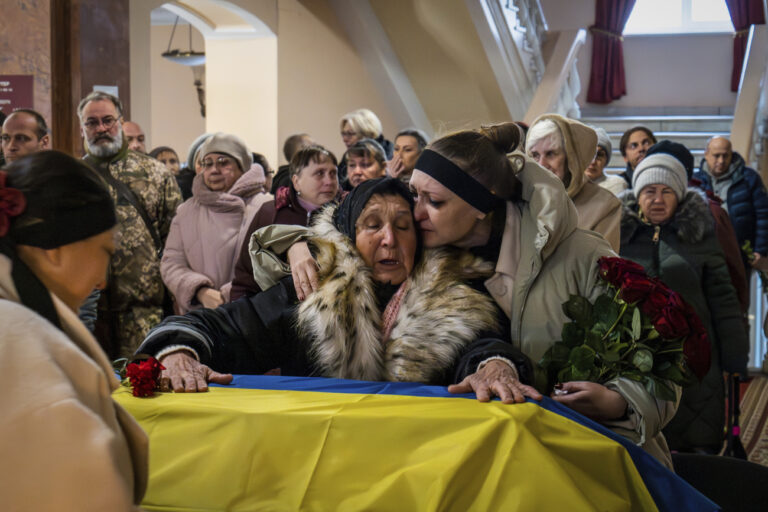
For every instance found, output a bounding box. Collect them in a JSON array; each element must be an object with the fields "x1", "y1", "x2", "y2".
[{"x1": 130, "y1": 0, "x2": 278, "y2": 164}]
